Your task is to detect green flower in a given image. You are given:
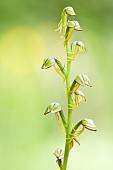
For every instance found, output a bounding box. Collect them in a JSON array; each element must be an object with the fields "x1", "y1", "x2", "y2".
[
  {"x1": 70, "y1": 74, "x2": 91, "y2": 96},
  {"x1": 44, "y1": 102, "x2": 62, "y2": 115},
  {"x1": 83, "y1": 74, "x2": 92, "y2": 87},
  {"x1": 69, "y1": 90, "x2": 86, "y2": 109},
  {"x1": 64, "y1": 21, "x2": 82, "y2": 45},
  {"x1": 54, "y1": 148, "x2": 64, "y2": 169},
  {"x1": 56, "y1": 6, "x2": 76, "y2": 32},
  {"x1": 75, "y1": 74, "x2": 85, "y2": 86},
  {"x1": 75, "y1": 90, "x2": 86, "y2": 103},
  {"x1": 75, "y1": 74, "x2": 92, "y2": 87},
  {"x1": 54, "y1": 148, "x2": 64, "y2": 160},
  {"x1": 65, "y1": 6, "x2": 76, "y2": 16},
  {"x1": 41, "y1": 56, "x2": 56, "y2": 69},
  {"x1": 82, "y1": 118, "x2": 97, "y2": 131}
]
